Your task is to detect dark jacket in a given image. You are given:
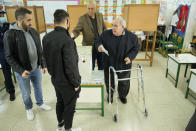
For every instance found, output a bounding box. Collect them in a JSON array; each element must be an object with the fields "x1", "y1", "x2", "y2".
[
  {"x1": 3, "y1": 22, "x2": 45, "y2": 74},
  {"x1": 0, "y1": 23, "x2": 9, "y2": 60},
  {"x1": 72, "y1": 12, "x2": 106, "y2": 46},
  {"x1": 96, "y1": 29, "x2": 140, "y2": 70},
  {"x1": 42, "y1": 26, "x2": 81, "y2": 89}
]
